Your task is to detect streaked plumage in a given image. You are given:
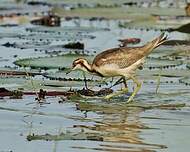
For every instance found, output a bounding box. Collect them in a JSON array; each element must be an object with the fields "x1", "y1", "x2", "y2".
[{"x1": 71, "y1": 33, "x2": 168, "y2": 102}]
